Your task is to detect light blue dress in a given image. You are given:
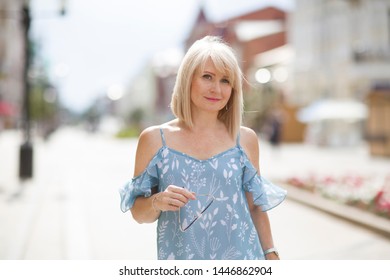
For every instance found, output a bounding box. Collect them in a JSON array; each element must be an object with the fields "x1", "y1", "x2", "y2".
[{"x1": 120, "y1": 129, "x2": 287, "y2": 260}]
